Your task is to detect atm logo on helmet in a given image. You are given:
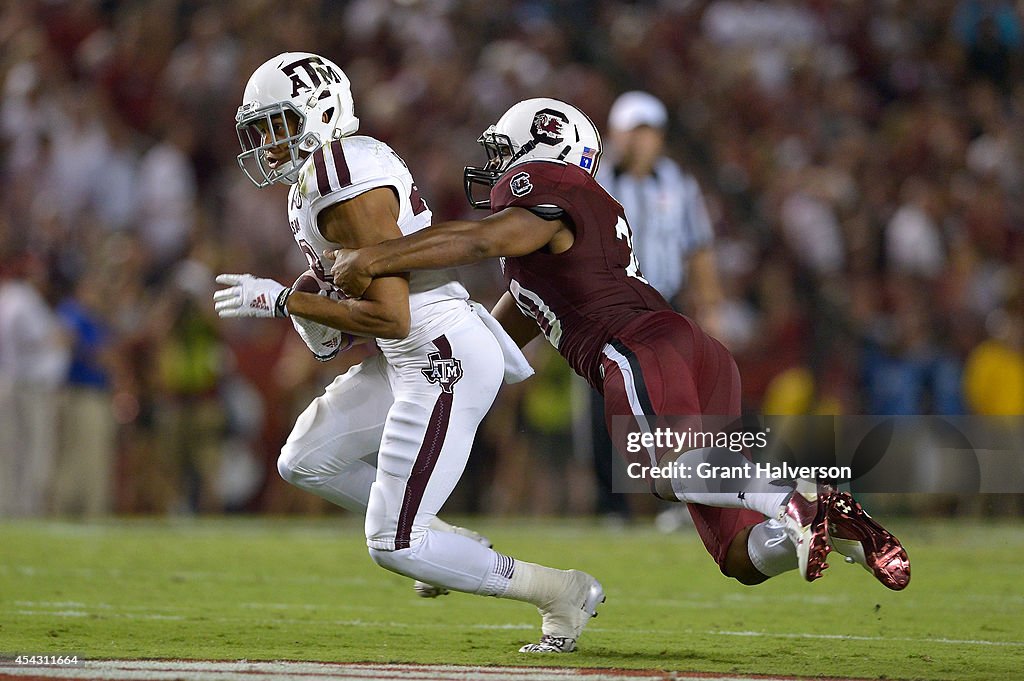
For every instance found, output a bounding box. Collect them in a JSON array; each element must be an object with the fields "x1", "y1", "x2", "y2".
[{"x1": 282, "y1": 56, "x2": 343, "y2": 98}]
